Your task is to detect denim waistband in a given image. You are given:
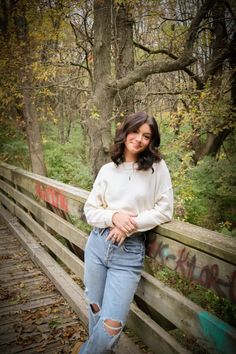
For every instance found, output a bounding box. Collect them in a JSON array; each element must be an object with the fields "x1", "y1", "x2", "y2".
[{"x1": 96, "y1": 227, "x2": 146, "y2": 242}]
